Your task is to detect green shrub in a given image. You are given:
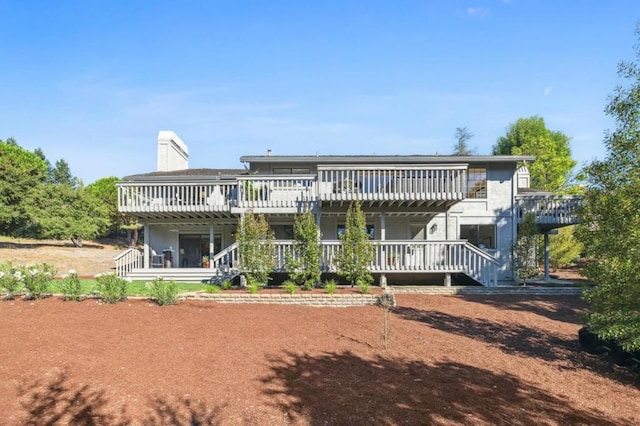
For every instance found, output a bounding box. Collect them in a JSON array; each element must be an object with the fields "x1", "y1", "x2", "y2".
[
  {"x1": 204, "y1": 284, "x2": 221, "y2": 293},
  {"x1": 0, "y1": 262, "x2": 23, "y2": 299},
  {"x1": 147, "y1": 277, "x2": 179, "y2": 305},
  {"x1": 283, "y1": 280, "x2": 297, "y2": 294},
  {"x1": 247, "y1": 277, "x2": 262, "y2": 294},
  {"x1": 21, "y1": 263, "x2": 56, "y2": 299},
  {"x1": 221, "y1": 279, "x2": 233, "y2": 290},
  {"x1": 59, "y1": 270, "x2": 82, "y2": 301},
  {"x1": 324, "y1": 279, "x2": 337, "y2": 295},
  {"x1": 95, "y1": 272, "x2": 128, "y2": 304},
  {"x1": 357, "y1": 277, "x2": 370, "y2": 294}
]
